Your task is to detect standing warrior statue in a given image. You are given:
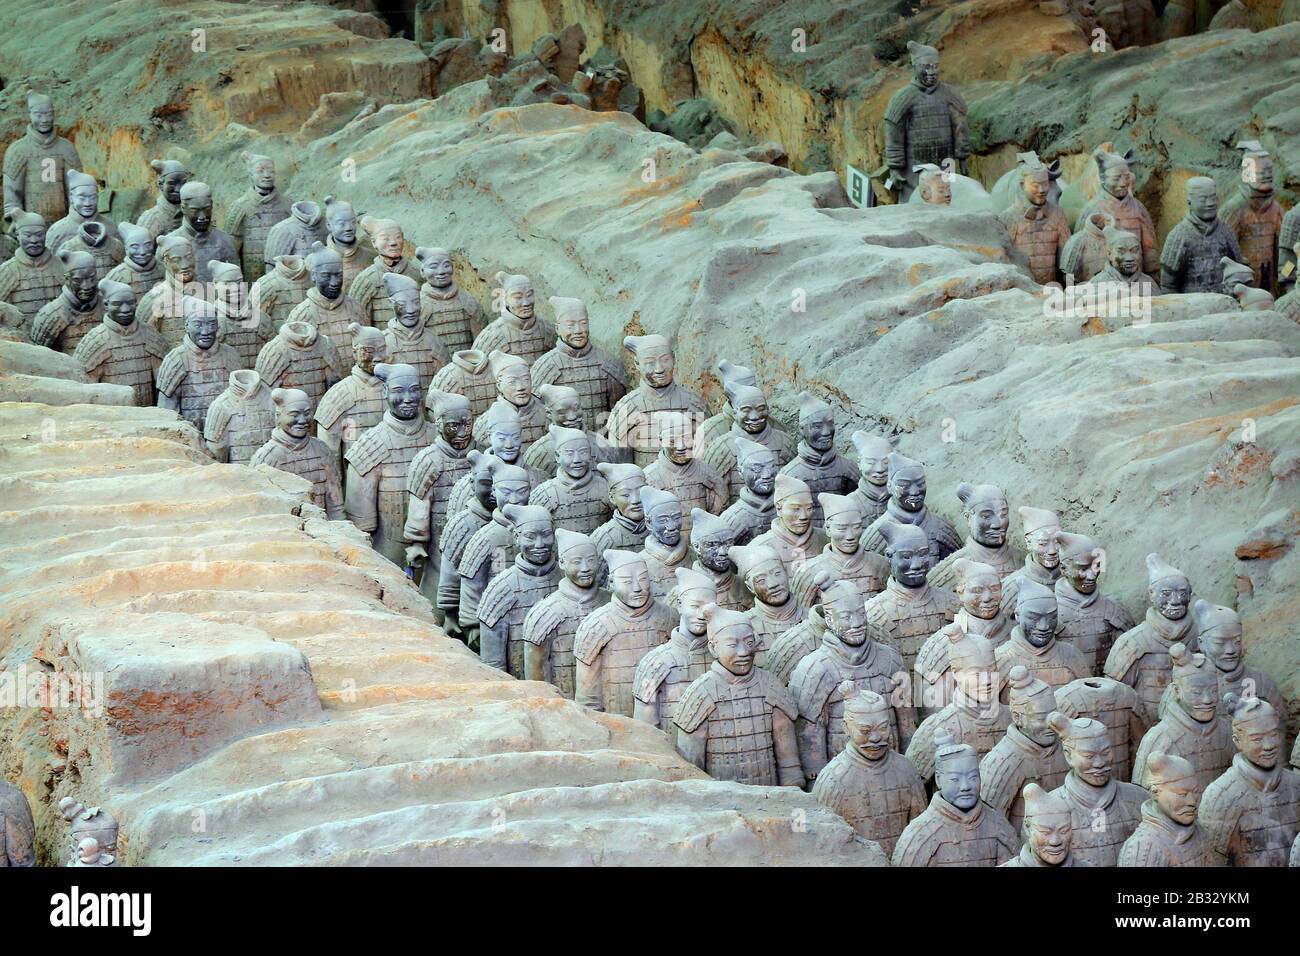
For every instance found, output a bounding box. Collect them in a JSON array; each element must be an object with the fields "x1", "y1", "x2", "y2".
[
  {"x1": 695, "y1": 359, "x2": 757, "y2": 453},
  {"x1": 926, "y1": 481, "x2": 1019, "y2": 591},
  {"x1": 860, "y1": 452, "x2": 961, "y2": 561},
  {"x1": 155, "y1": 296, "x2": 240, "y2": 431},
  {"x1": 162, "y1": 181, "x2": 237, "y2": 284},
  {"x1": 1160, "y1": 177, "x2": 1242, "y2": 294},
  {"x1": 472, "y1": 271, "x2": 555, "y2": 367},
  {"x1": 1054, "y1": 531, "x2": 1133, "y2": 675},
  {"x1": 530, "y1": 295, "x2": 626, "y2": 430},
  {"x1": 779, "y1": 392, "x2": 858, "y2": 528},
  {"x1": 204, "y1": 370, "x2": 276, "y2": 465},
  {"x1": 403, "y1": 389, "x2": 474, "y2": 578},
  {"x1": 104, "y1": 221, "x2": 163, "y2": 301},
  {"x1": 30, "y1": 249, "x2": 102, "y2": 355},
  {"x1": 75, "y1": 278, "x2": 167, "y2": 408},
  {"x1": 998, "y1": 783, "x2": 1084, "y2": 867},
  {"x1": 605, "y1": 333, "x2": 708, "y2": 467},
  {"x1": 250, "y1": 388, "x2": 344, "y2": 519},
  {"x1": 137, "y1": 159, "x2": 189, "y2": 239},
  {"x1": 639, "y1": 486, "x2": 688, "y2": 597},
  {"x1": 1118, "y1": 753, "x2": 1218, "y2": 867},
  {"x1": 349, "y1": 217, "x2": 418, "y2": 327},
  {"x1": 633, "y1": 566, "x2": 717, "y2": 739},
  {"x1": 980, "y1": 666, "x2": 1069, "y2": 835},
  {"x1": 382, "y1": 272, "x2": 448, "y2": 393},
  {"x1": 791, "y1": 492, "x2": 887, "y2": 607},
  {"x1": 0, "y1": 212, "x2": 62, "y2": 328},
  {"x1": 454, "y1": 458, "x2": 532, "y2": 649},
  {"x1": 471, "y1": 352, "x2": 549, "y2": 450},
  {"x1": 224, "y1": 152, "x2": 292, "y2": 279},
  {"x1": 589, "y1": 462, "x2": 649, "y2": 554},
  {"x1": 752, "y1": 473, "x2": 826, "y2": 584},
  {"x1": 264, "y1": 200, "x2": 327, "y2": 267},
  {"x1": 864, "y1": 520, "x2": 958, "y2": 675},
  {"x1": 847, "y1": 431, "x2": 895, "y2": 523},
  {"x1": 431, "y1": 348, "x2": 497, "y2": 419},
  {"x1": 314, "y1": 325, "x2": 389, "y2": 470},
  {"x1": 1132, "y1": 643, "x2": 1234, "y2": 792},
  {"x1": 528, "y1": 425, "x2": 612, "y2": 534},
  {"x1": 1000, "y1": 155, "x2": 1070, "y2": 286},
  {"x1": 323, "y1": 196, "x2": 369, "y2": 290},
  {"x1": 701, "y1": 382, "x2": 794, "y2": 499},
  {"x1": 882, "y1": 42, "x2": 969, "y2": 202},
  {"x1": 3, "y1": 92, "x2": 82, "y2": 223},
  {"x1": 719, "y1": 437, "x2": 780, "y2": 546},
  {"x1": 478, "y1": 504, "x2": 561, "y2": 677},
  {"x1": 288, "y1": 242, "x2": 368, "y2": 372},
  {"x1": 1001, "y1": 506, "x2": 1063, "y2": 615},
  {"x1": 644, "y1": 411, "x2": 728, "y2": 519},
  {"x1": 416, "y1": 246, "x2": 485, "y2": 354},
  {"x1": 1220, "y1": 141, "x2": 1284, "y2": 292},
  {"x1": 1078, "y1": 149, "x2": 1158, "y2": 276},
  {"x1": 522, "y1": 528, "x2": 606, "y2": 698}
]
